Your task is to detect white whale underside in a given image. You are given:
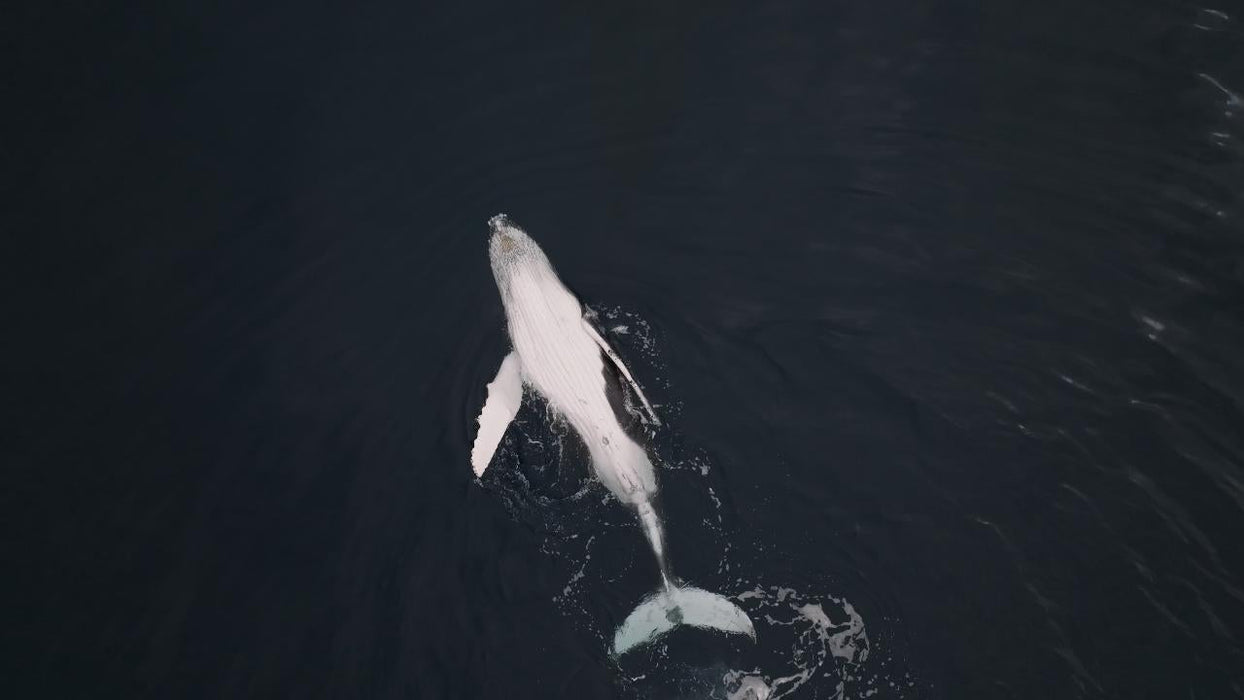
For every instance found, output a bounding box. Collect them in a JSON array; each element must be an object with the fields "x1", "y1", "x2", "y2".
[{"x1": 471, "y1": 215, "x2": 754, "y2": 655}]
